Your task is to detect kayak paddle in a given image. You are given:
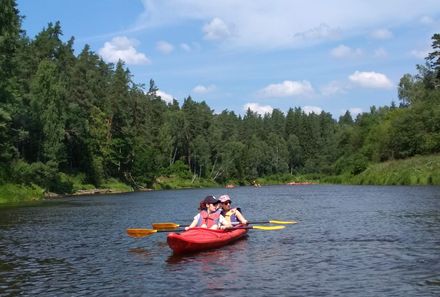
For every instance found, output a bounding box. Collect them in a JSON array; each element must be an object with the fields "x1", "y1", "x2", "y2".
[
  {"x1": 152, "y1": 222, "x2": 187, "y2": 230},
  {"x1": 127, "y1": 225, "x2": 285, "y2": 238},
  {"x1": 126, "y1": 228, "x2": 177, "y2": 238},
  {"x1": 249, "y1": 220, "x2": 297, "y2": 225},
  {"x1": 152, "y1": 220, "x2": 296, "y2": 230},
  {"x1": 232, "y1": 225, "x2": 285, "y2": 231}
]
